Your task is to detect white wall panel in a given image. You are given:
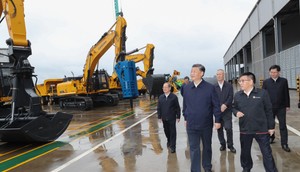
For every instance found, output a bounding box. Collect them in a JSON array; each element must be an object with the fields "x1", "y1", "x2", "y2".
[
  {"x1": 258, "y1": 0, "x2": 273, "y2": 28},
  {"x1": 223, "y1": 0, "x2": 290, "y2": 65},
  {"x1": 241, "y1": 21, "x2": 250, "y2": 46},
  {"x1": 236, "y1": 33, "x2": 242, "y2": 51},
  {"x1": 274, "y1": 0, "x2": 290, "y2": 15},
  {"x1": 249, "y1": 8, "x2": 260, "y2": 39}
]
